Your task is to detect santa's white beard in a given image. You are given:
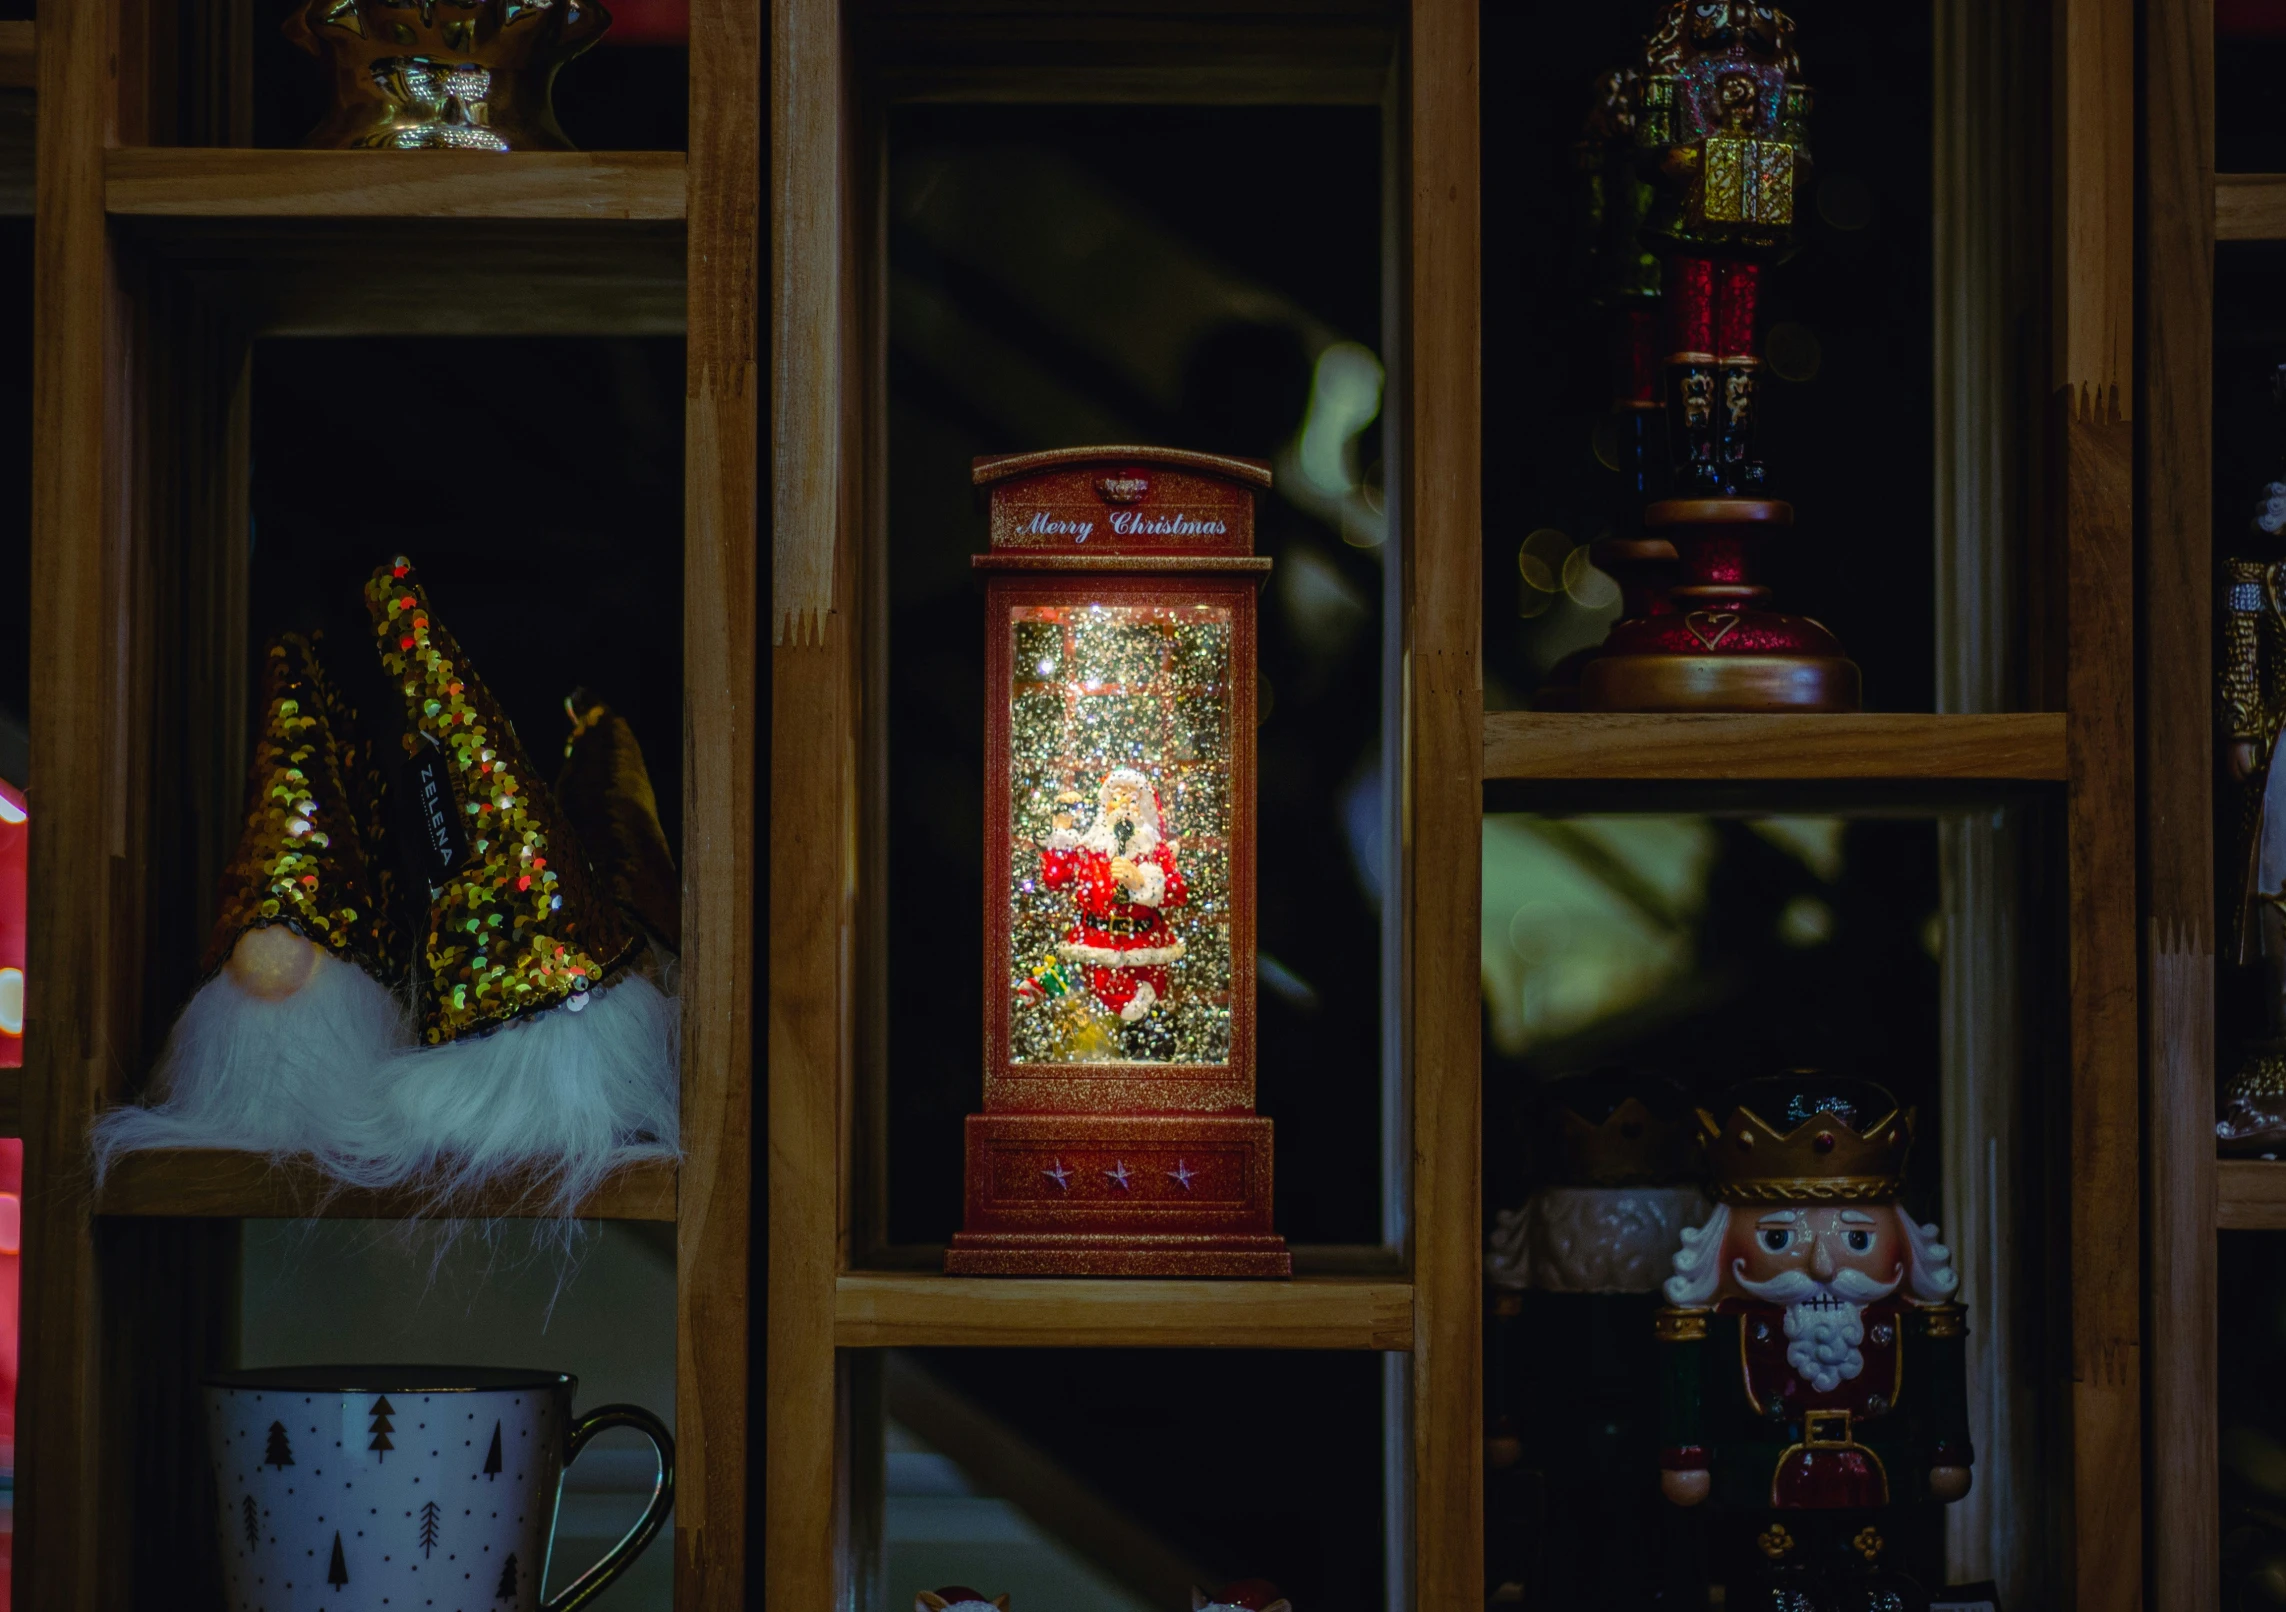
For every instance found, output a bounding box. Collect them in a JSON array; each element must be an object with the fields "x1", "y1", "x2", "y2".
[
  {"x1": 1781, "y1": 1297, "x2": 1867, "y2": 1393},
  {"x1": 1078, "y1": 811, "x2": 1157, "y2": 857}
]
